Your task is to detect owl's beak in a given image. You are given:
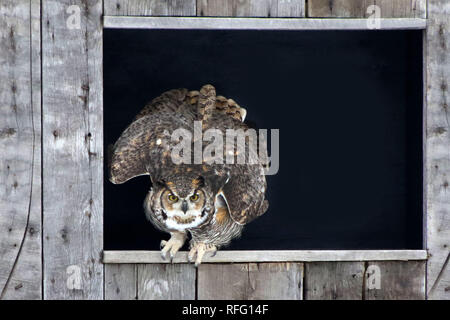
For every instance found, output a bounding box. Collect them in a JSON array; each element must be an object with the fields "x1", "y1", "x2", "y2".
[{"x1": 181, "y1": 200, "x2": 188, "y2": 214}]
